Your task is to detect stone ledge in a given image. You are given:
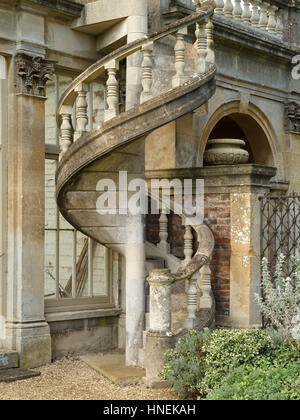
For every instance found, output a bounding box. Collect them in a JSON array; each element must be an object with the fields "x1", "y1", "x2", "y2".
[
  {"x1": 1, "y1": 0, "x2": 83, "y2": 18},
  {"x1": 213, "y1": 16, "x2": 294, "y2": 62},
  {"x1": 146, "y1": 164, "x2": 277, "y2": 180},
  {"x1": 146, "y1": 165, "x2": 279, "y2": 194},
  {"x1": 45, "y1": 308, "x2": 122, "y2": 323}
]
